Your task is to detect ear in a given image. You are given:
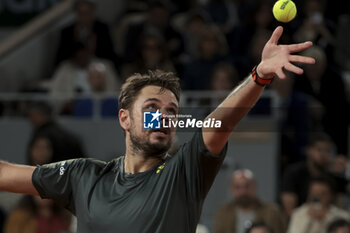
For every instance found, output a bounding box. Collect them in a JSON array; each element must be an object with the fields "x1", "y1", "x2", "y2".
[{"x1": 119, "y1": 109, "x2": 130, "y2": 132}]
